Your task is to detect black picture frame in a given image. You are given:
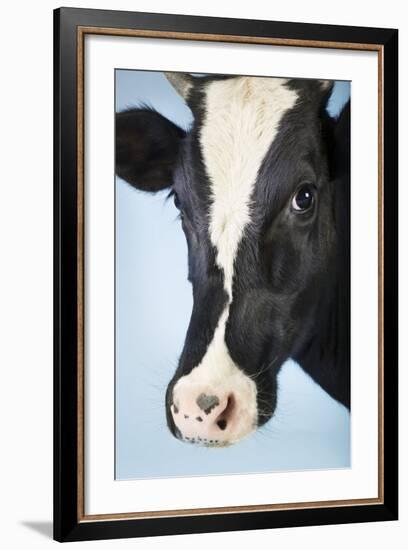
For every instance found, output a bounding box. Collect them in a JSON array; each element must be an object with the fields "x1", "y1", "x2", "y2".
[{"x1": 54, "y1": 7, "x2": 398, "y2": 542}]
